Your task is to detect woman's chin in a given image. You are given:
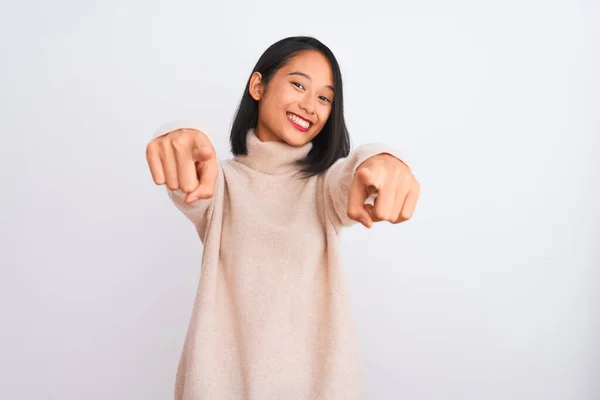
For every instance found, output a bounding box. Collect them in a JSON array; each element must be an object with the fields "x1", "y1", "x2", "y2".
[{"x1": 281, "y1": 129, "x2": 313, "y2": 147}]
